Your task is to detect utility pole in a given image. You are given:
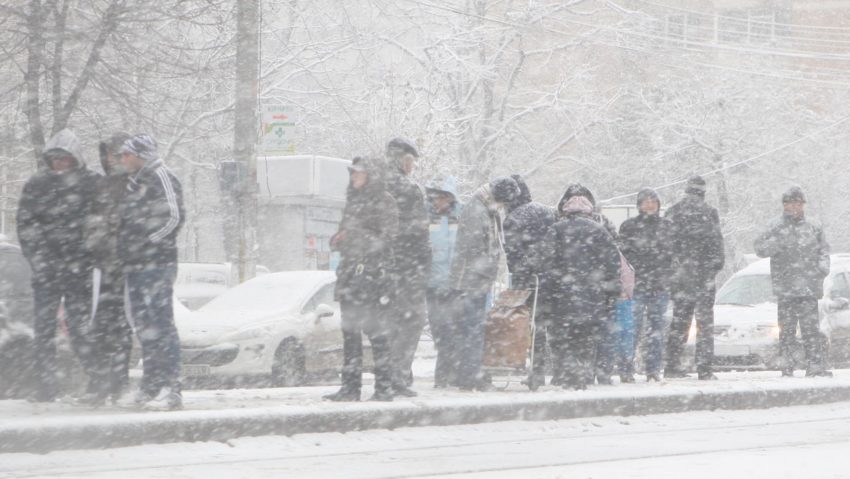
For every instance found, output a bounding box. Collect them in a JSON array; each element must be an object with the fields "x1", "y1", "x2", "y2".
[{"x1": 232, "y1": 0, "x2": 260, "y2": 283}]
